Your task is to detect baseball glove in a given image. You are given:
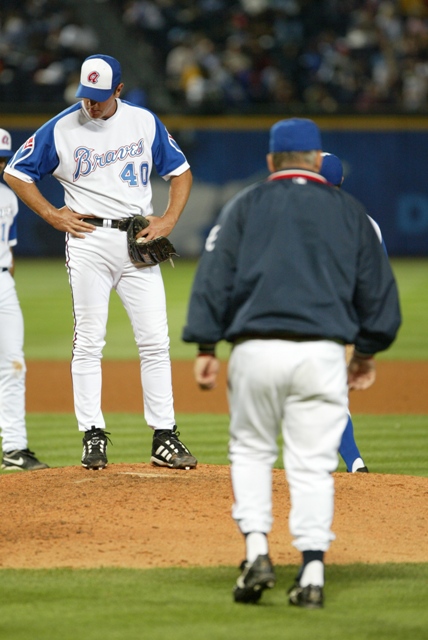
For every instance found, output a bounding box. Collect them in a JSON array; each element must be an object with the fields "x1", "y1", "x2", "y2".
[{"x1": 119, "y1": 215, "x2": 179, "y2": 268}]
